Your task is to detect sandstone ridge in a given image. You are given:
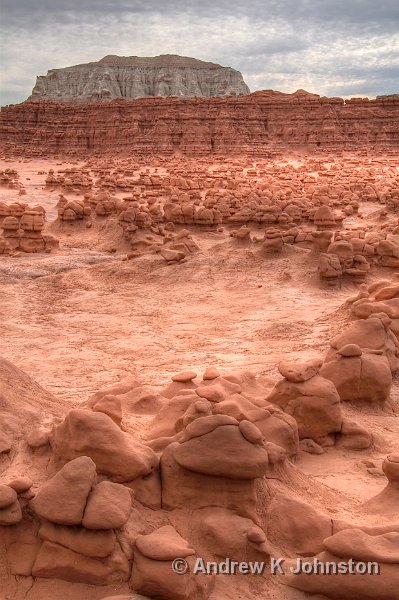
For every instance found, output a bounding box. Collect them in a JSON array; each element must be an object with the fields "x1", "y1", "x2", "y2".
[{"x1": 1, "y1": 90, "x2": 398, "y2": 157}]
